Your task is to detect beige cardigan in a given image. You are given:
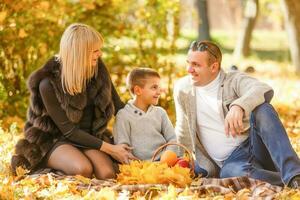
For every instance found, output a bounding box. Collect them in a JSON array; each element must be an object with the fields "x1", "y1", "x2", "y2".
[{"x1": 173, "y1": 69, "x2": 274, "y2": 177}]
